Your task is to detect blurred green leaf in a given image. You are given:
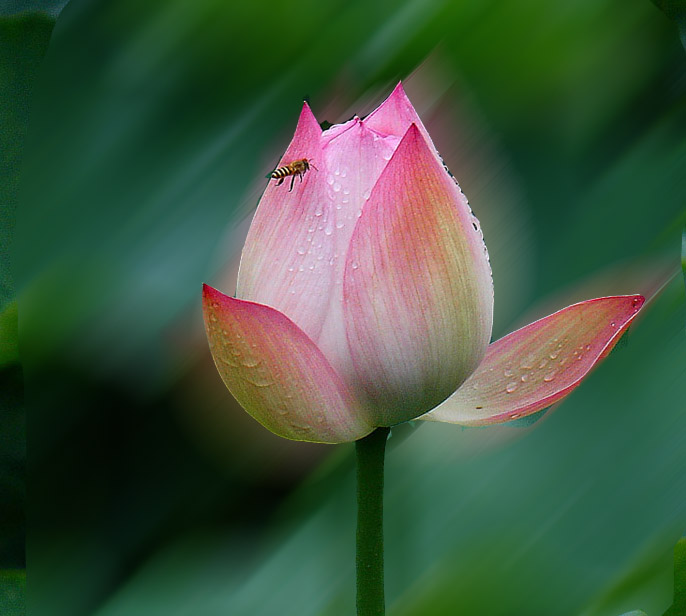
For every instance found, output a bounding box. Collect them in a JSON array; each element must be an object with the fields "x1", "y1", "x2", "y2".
[
  {"x1": 663, "y1": 537, "x2": 686, "y2": 615},
  {"x1": 0, "y1": 12, "x2": 54, "y2": 311},
  {"x1": 0, "y1": 570, "x2": 25, "y2": 616},
  {"x1": 0, "y1": 302, "x2": 19, "y2": 368},
  {"x1": 651, "y1": 0, "x2": 686, "y2": 49},
  {"x1": 681, "y1": 226, "x2": 685, "y2": 292}
]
